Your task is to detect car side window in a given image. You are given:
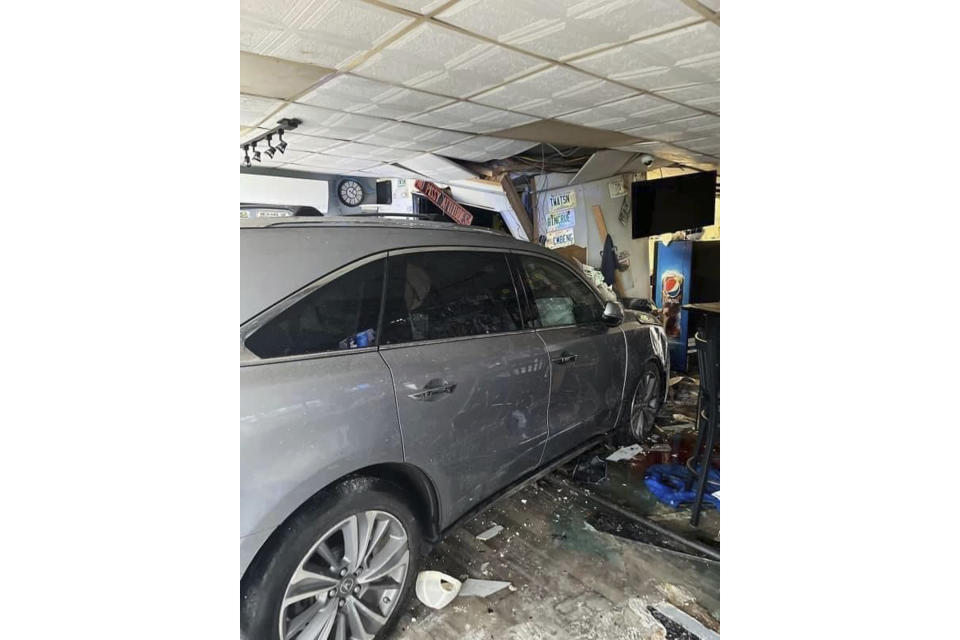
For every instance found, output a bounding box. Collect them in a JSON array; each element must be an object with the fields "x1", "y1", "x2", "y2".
[
  {"x1": 245, "y1": 258, "x2": 384, "y2": 359},
  {"x1": 381, "y1": 251, "x2": 522, "y2": 344},
  {"x1": 519, "y1": 255, "x2": 603, "y2": 327}
]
